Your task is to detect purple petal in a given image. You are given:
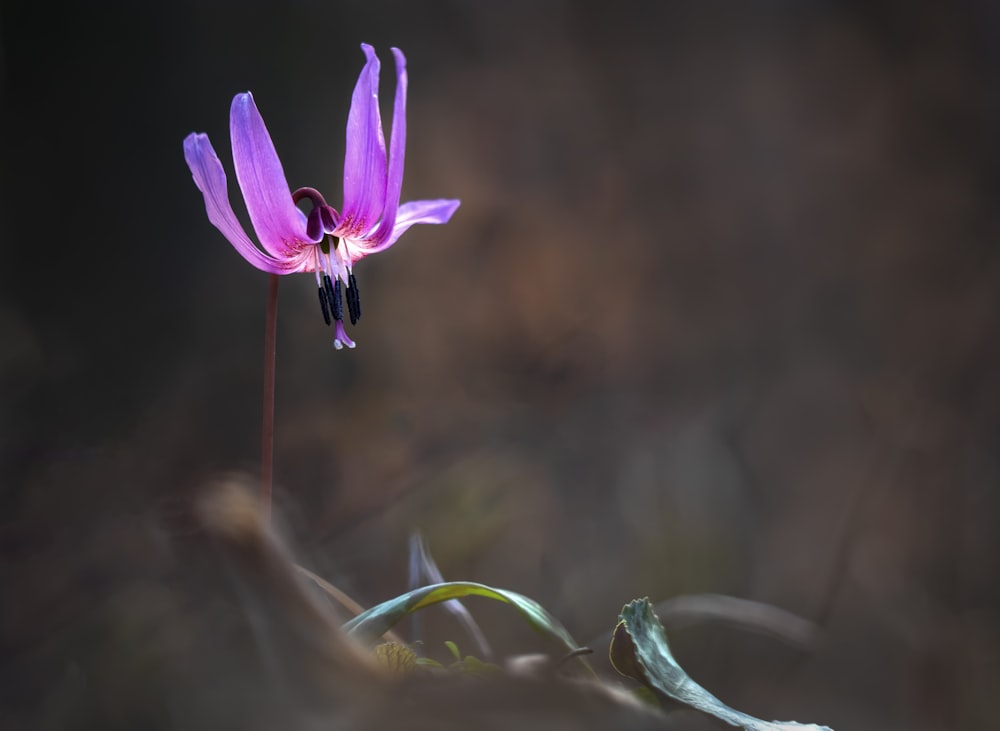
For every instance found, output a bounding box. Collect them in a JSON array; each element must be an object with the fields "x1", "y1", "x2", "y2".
[
  {"x1": 368, "y1": 47, "x2": 408, "y2": 246},
  {"x1": 183, "y1": 132, "x2": 298, "y2": 274},
  {"x1": 394, "y1": 198, "x2": 461, "y2": 226},
  {"x1": 351, "y1": 198, "x2": 461, "y2": 258},
  {"x1": 340, "y1": 44, "x2": 388, "y2": 236},
  {"x1": 230, "y1": 92, "x2": 315, "y2": 258}
]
